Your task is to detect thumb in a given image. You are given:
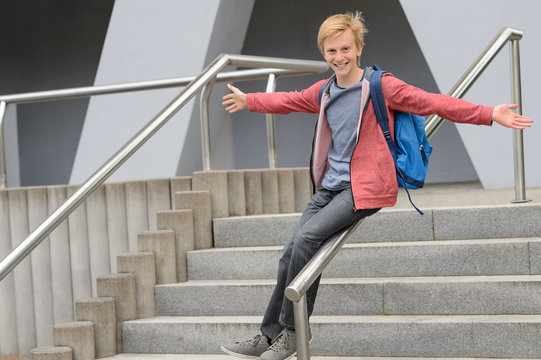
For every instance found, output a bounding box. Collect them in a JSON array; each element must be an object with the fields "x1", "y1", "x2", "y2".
[{"x1": 507, "y1": 104, "x2": 518, "y2": 110}]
